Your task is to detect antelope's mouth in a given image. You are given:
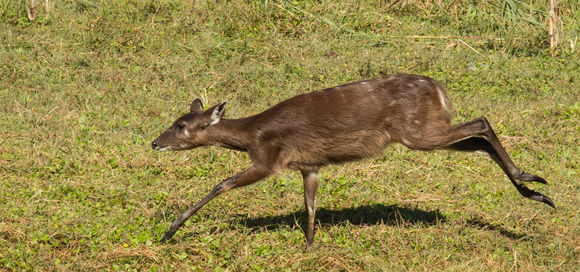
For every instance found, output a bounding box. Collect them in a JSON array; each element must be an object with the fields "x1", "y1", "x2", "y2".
[
  {"x1": 154, "y1": 146, "x2": 171, "y2": 151},
  {"x1": 152, "y1": 140, "x2": 172, "y2": 151}
]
